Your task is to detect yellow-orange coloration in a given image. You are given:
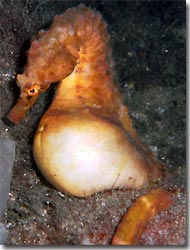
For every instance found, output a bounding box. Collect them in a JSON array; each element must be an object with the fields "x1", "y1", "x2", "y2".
[
  {"x1": 8, "y1": 4, "x2": 164, "y2": 197},
  {"x1": 111, "y1": 188, "x2": 174, "y2": 245}
]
